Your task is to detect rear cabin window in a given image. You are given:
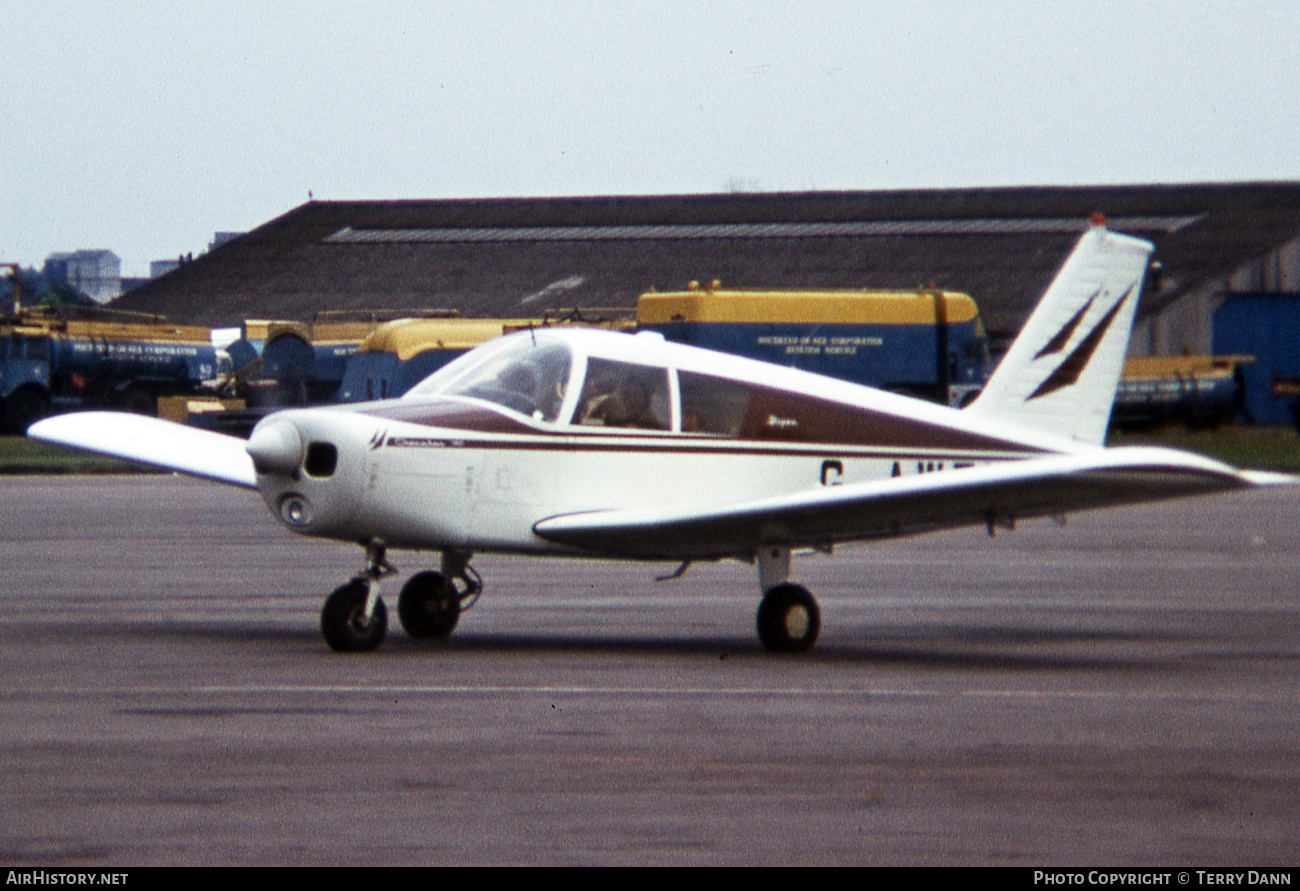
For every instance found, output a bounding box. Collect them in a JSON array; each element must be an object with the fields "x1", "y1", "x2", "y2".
[
  {"x1": 573, "y1": 358, "x2": 672, "y2": 430},
  {"x1": 678, "y1": 370, "x2": 752, "y2": 436}
]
